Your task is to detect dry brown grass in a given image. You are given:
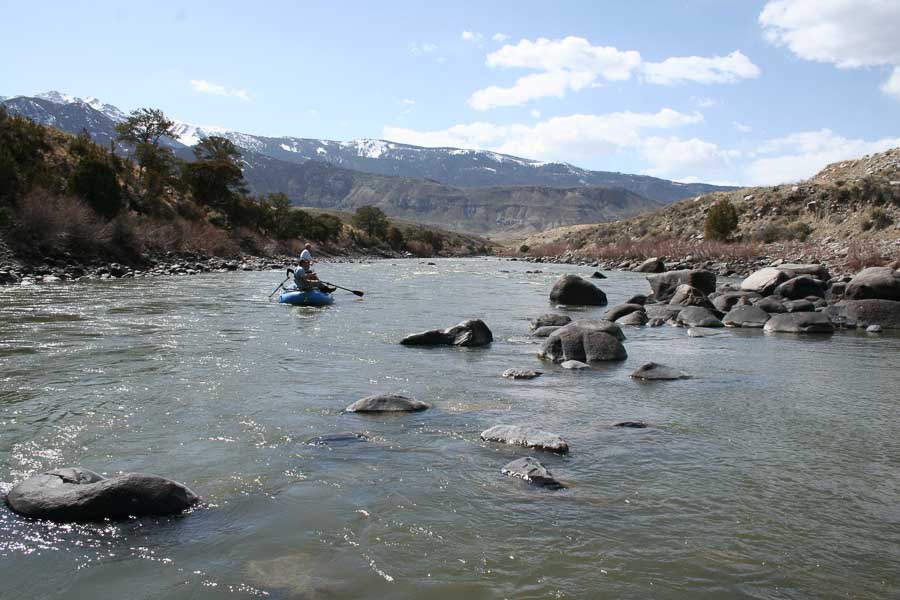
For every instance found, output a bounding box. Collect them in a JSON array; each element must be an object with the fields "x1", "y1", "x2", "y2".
[
  {"x1": 11, "y1": 189, "x2": 111, "y2": 255},
  {"x1": 844, "y1": 241, "x2": 890, "y2": 271}
]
